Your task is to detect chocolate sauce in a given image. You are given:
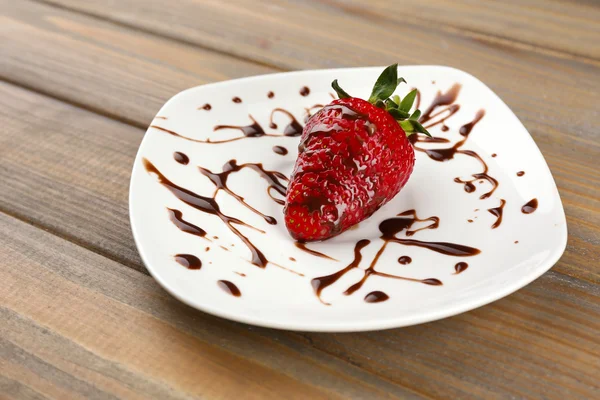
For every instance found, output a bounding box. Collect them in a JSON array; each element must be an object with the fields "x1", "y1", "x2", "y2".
[
  {"x1": 144, "y1": 159, "x2": 268, "y2": 267},
  {"x1": 167, "y1": 208, "x2": 207, "y2": 238},
  {"x1": 419, "y1": 84, "x2": 462, "y2": 123},
  {"x1": 269, "y1": 108, "x2": 304, "y2": 136},
  {"x1": 398, "y1": 256, "x2": 412, "y2": 265},
  {"x1": 312, "y1": 210, "x2": 479, "y2": 303},
  {"x1": 152, "y1": 124, "x2": 272, "y2": 145},
  {"x1": 295, "y1": 242, "x2": 337, "y2": 261},
  {"x1": 468, "y1": 219, "x2": 473, "y2": 223},
  {"x1": 218, "y1": 280, "x2": 241, "y2": 296},
  {"x1": 232, "y1": 97, "x2": 242, "y2": 103},
  {"x1": 267, "y1": 91, "x2": 274, "y2": 99},
  {"x1": 441, "y1": 125, "x2": 449, "y2": 132},
  {"x1": 522, "y1": 198, "x2": 538, "y2": 214},
  {"x1": 488, "y1": 199, "x2": 506, "y2": 229},
  {"x1": 517, "y1": 171, "x2": 525, "y2": 177},
  {"x1": 492, "y1": 153, "x2": 497, "y2": 157},
  {"x1": 312, "y1": 239, "x2": 370, "y2": 305},
  {"x1": 173, "y1": 151, "x2": 189, "y2": 165},
  {"x1": 200, "y1": 103, "x2": 211, "y2": 110},
  {"x1": 273, "y1": 145, "x2": 288, "y2": 155},
  {"x1": 364, "y1": 291, "x2": 389, "y2": 303},
  {"x1": 214, "y1": 116, "x2": 266, "y2": 138},
  {"x1": 289, "y1": 257, "x2": 296, "y2": 262},
  {"x1": 155, "y1": 116, "x2": 168, "y2": 120},
  {"x1": 174, "y1": 254, "x2": 202, "y2": 270},
  {"x1": 198, "y1": 159, "x2": 288, "y2": 223},
  {"x1": 454, "y1": 262, "x2": 468, "y2": 274},
  {"x1": 205, "y1": 247, "x2": 210, "y2": 251},
  {"x1": 514, "y1": 240, "x2": 519, "y2": 244},
  {"x1": 300, "y1": 86, "x2": 310, "y2": 96}
]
